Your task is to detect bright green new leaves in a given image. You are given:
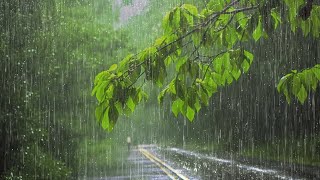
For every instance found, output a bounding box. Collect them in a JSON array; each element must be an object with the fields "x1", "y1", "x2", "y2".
[
  {"x1": 172, "y1": 98, "x2": 184, "y2": 117},
  {"x1": 182, "y1": 4, "x2": 198, "y2": 17},
  {"x1": 163, "y1": 4, "x2": 199, "y2": 34},
  {"x1": 163, "y1": 49, "x2": 254, "y2": 122},
  {"x1": 109, "y1": 64, "x2": 118, "y2": 71},
  {"x1": 213, "y1": 49, "x2": 253, "y2": 84},
  {"x1": 205, "y1": 0, "x2": 227, "y2": 13},
  {"x1": 271, "y1": 9, "x2": 281, "y2": 30},
  {"x1": 91, "y1": 61, "x2": 148, "y2": 131},
  {"x1": 236, "y1": 12, "x2": 249, "y2": 30},
  {"x1": 252, "y1": 16, "x2": 263, "y2": 41},
  {"x1": 93, "y1": 0, "x2": 320, "y2": 131},
  {"x1": 186, "y1": 106, "x2": 195, "y2": 122},
  {"x1": 277, "y1": 64, "x2": 320, "y2": 104},
  {"x1": 92, "y1": 1, "x2": 260, "y2": 129}
]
